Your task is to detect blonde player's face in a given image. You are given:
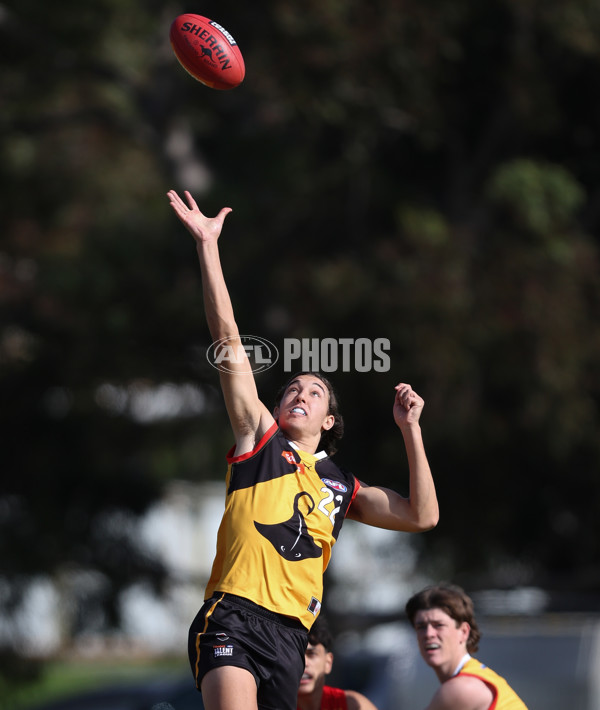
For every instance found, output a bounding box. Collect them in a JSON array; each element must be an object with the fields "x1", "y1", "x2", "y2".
[
  {"x1": 297, "y1": 642, "x2": 333, "y2": 696},
  {"x1": 414, "y1": 608, "x2": 470, "y2": 679}
]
